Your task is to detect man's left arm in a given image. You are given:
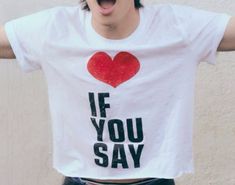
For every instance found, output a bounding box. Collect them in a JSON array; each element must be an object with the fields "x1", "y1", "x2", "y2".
[{"x1": 218, "y1": 16, "x2": 235, "y2": 51}]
